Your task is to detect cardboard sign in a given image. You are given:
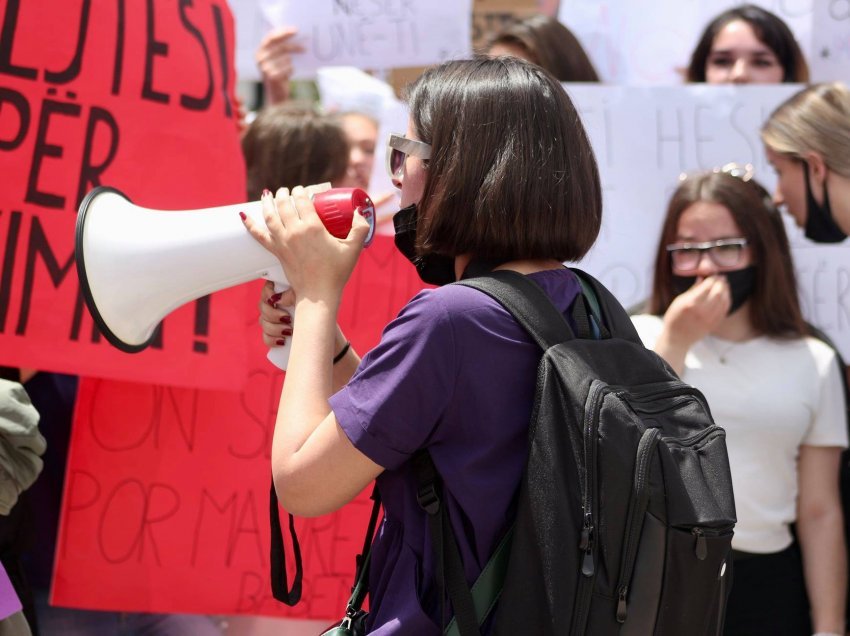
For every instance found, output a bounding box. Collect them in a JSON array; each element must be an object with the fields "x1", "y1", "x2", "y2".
[
  {"x1": 256, "y1": 0, "x2": 472, "y2": 78},
  {"x1": 0, "y1": 0, "x2": 251, "y2": 390},
  {"x1": 564, "y1": 84, "x2": 850, "y2": 358},
  {"x1": 53, "y1": 236, "x2": 430, "y2": 617}
]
